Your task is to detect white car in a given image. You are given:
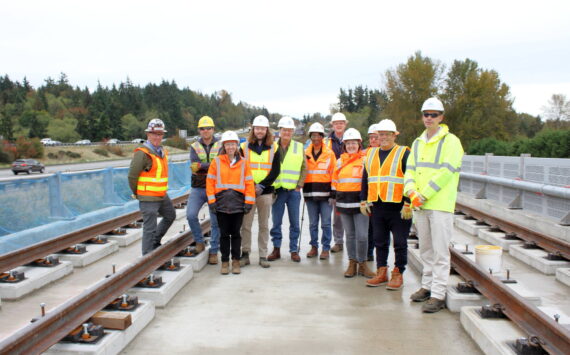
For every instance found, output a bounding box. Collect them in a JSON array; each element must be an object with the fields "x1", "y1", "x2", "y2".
[
  {"x1": 106, "y1": 138, "x2": 119, "y2": 145},
  {"x1": 131, "y1": 138, "x2": 145, "y2": 143},
  {"x1": 75, "y1": 139, "x2": 91, "y2": 145}
]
